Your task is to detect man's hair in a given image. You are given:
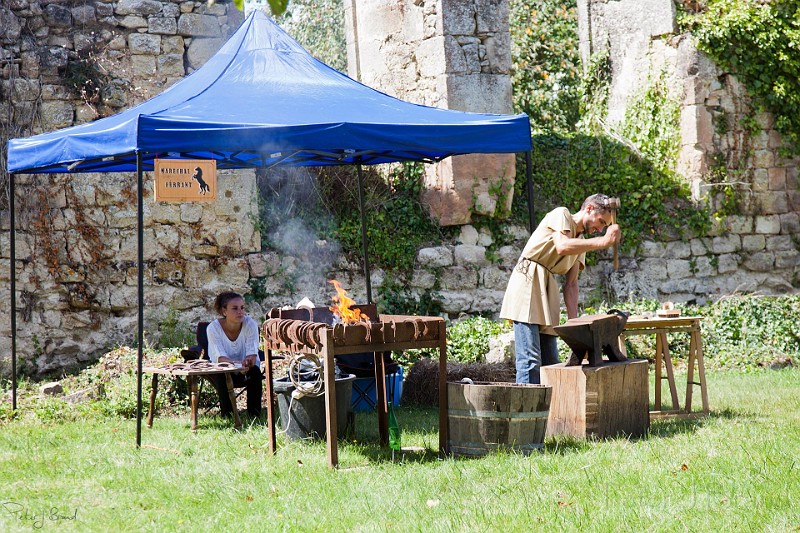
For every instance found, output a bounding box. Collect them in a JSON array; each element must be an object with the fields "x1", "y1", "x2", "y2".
[
  {"x1": 214, "y1": 291, "x2": 243, "y2": 314},
  {"x1": 581, "y1": 193, "x2": 613, "y2": 212}
]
